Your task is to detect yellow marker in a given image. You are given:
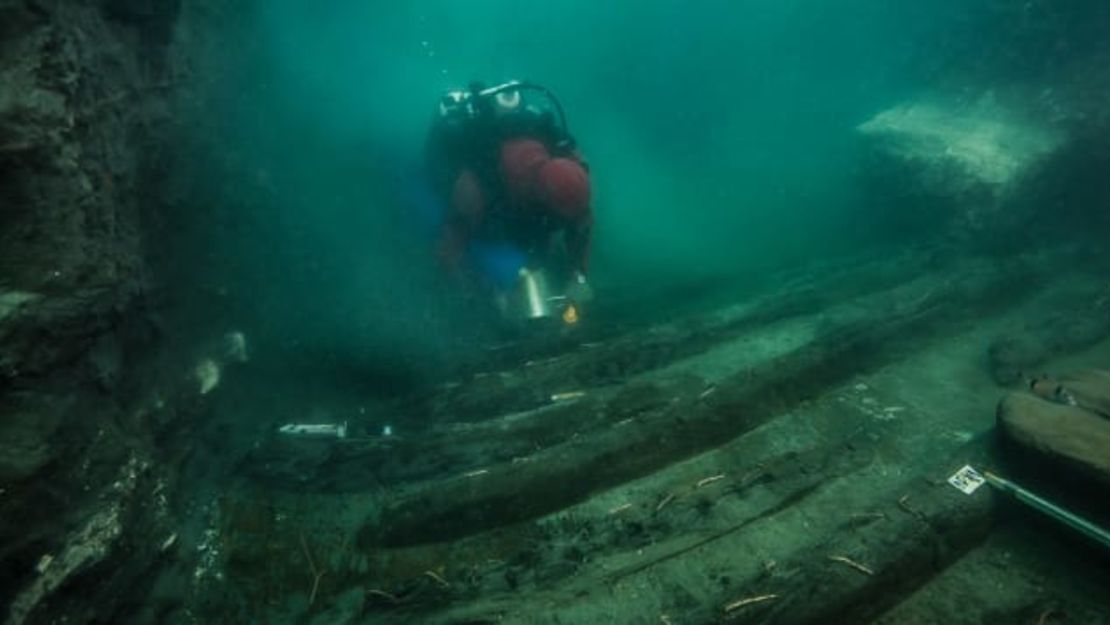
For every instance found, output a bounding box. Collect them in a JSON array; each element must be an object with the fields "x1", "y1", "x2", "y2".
[{"x1": 563, "y1": 304, "x2": 579, "y2": 325}]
